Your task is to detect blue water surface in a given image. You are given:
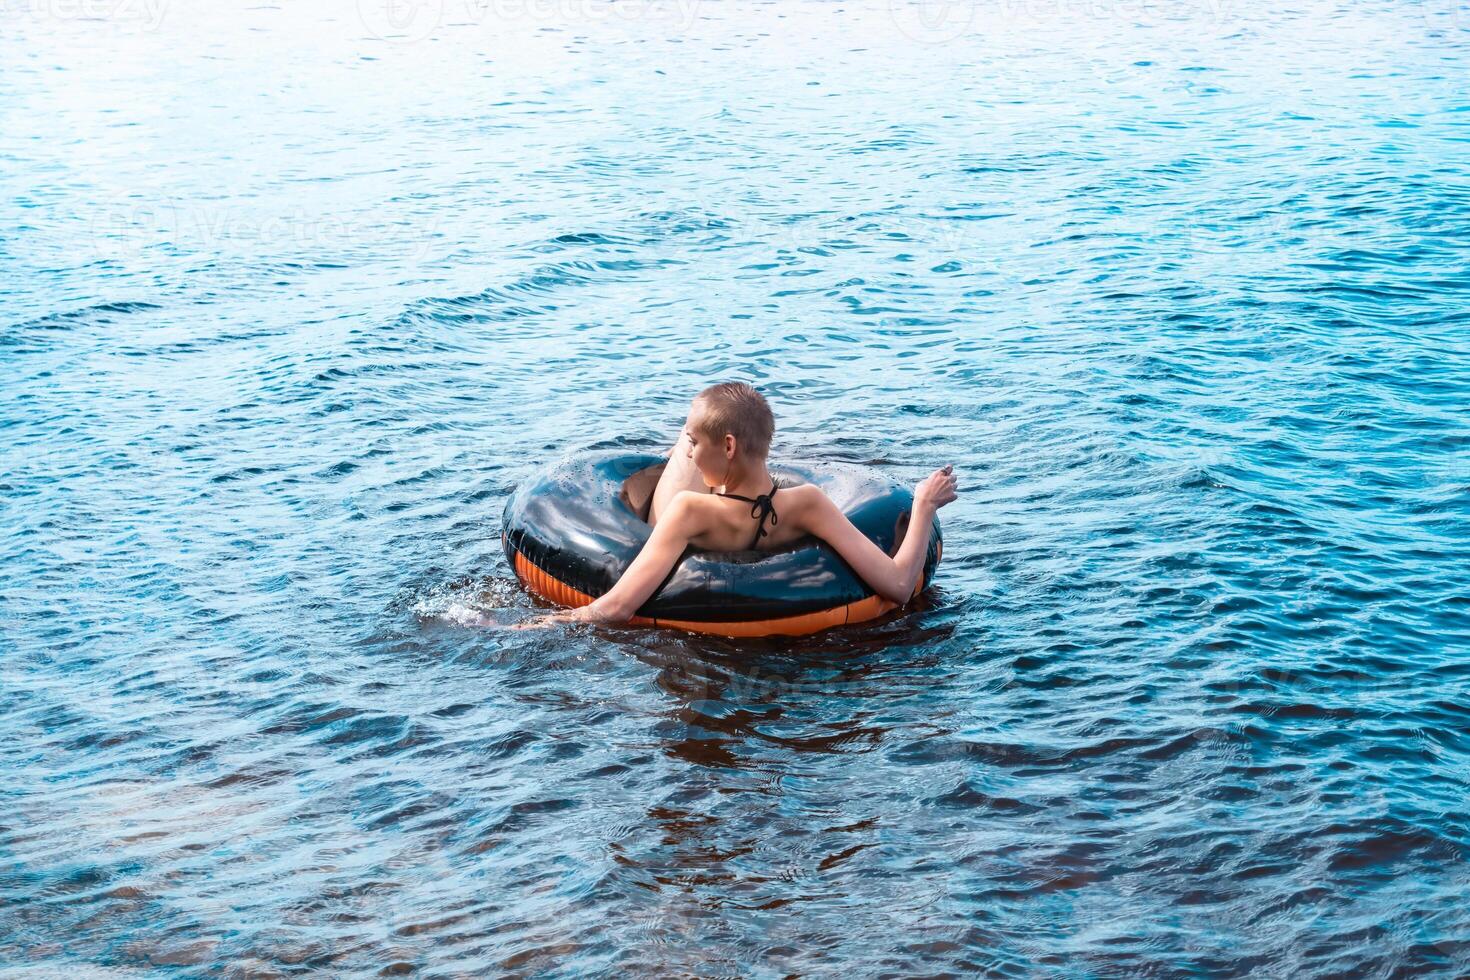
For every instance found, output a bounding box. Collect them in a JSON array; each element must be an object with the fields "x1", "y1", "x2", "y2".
[{"x1": 3, "y1": 0, "x2": 1469, "y2": 975}]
